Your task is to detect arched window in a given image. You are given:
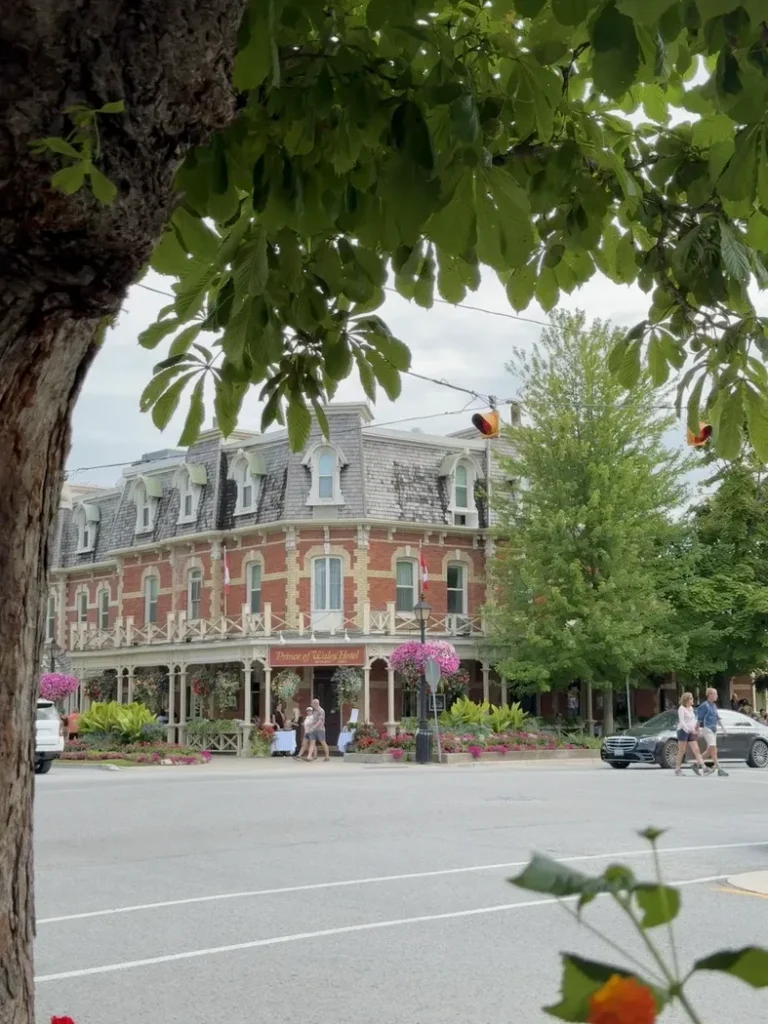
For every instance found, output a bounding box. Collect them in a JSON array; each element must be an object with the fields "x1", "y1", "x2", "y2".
[
  {"x1": 454, "y1": 464, "x2": 469, "y2": 509},
  {"x1": 134, "y1": 476, "x2": 162, "y2": 534},
  {"x1": 228, "y1": 451, "x2": 265, "y2": 516},
  {"x1": 98, "y1": 589, "x2": 110, "y2": 630},
  {"x1": 303, "y1": 442, "x2": 347, "y2": 507},
  {"x1": 45, "y1": 595, "x2": 57, "y2": 641},
  {"x1": 438, "y1": 452, "x2": 480, "y2": 529},
  {"x1": 144, "y1": 576, "x2": 159, "y2": 624},
  {"x1": 187, "y1": 568, "x2": 202, "y2": 620},
  {"x1": 175, "y1": 464, "x2": 206, "y2": 525},
  {"x1": 74, "y1": 504, "x2": 98, "y2": 552}
]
